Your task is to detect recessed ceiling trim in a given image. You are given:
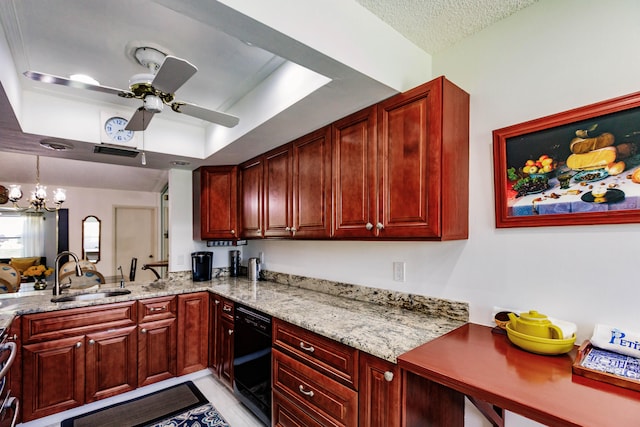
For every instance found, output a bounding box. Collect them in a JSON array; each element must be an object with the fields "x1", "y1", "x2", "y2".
[{"x1": 40, "y1": 139, "x2": 74, "y2": 151}]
